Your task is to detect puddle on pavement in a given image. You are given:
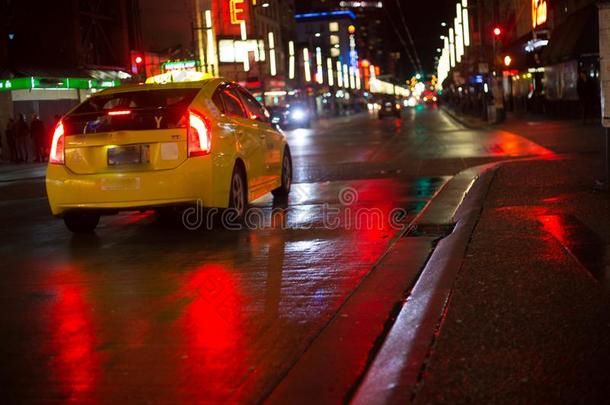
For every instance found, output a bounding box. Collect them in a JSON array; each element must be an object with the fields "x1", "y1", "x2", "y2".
[{"x1": 538, "y1": 214, "x2": 610, "y2": 287}]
